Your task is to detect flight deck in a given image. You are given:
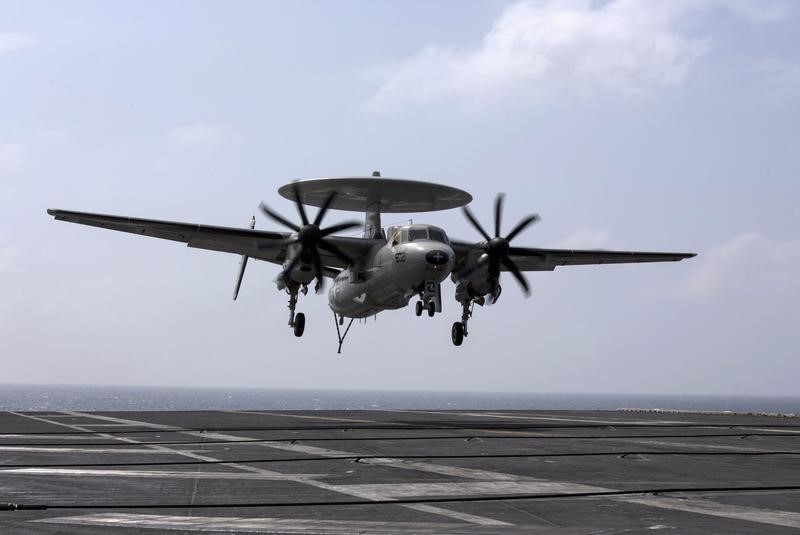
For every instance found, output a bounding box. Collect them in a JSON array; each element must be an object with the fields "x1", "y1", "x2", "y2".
[{"x1": 0, "y1": 409, "x2": 798, "y2": 533}]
